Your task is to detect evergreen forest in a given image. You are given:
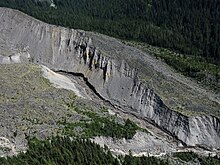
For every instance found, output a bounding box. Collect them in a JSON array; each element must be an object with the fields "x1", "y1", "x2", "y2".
[
  {"x1": 0, "y1": 137, "x2": 169, "y2": 165},
  {"x1": 0, "y1": 137, "x2": 219, "y2": 165},
  {"x1": 0, "y1": 1, "x2": 220, "y2": 164},
  {"x1": 0, "y1": 0, "x2": 219, "y2": 64}
]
